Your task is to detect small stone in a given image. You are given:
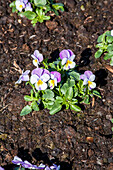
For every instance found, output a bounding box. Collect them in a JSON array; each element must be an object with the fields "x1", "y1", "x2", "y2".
[
  {"x1": 46, "y1": 21, "x2": 58, "y2": 30},
  {"x1": 86, "y1": 137, "x2": 94, "y2": 143},
  {"x1": 97, "y1": 111, "x2": 102, "y2": 116}
]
